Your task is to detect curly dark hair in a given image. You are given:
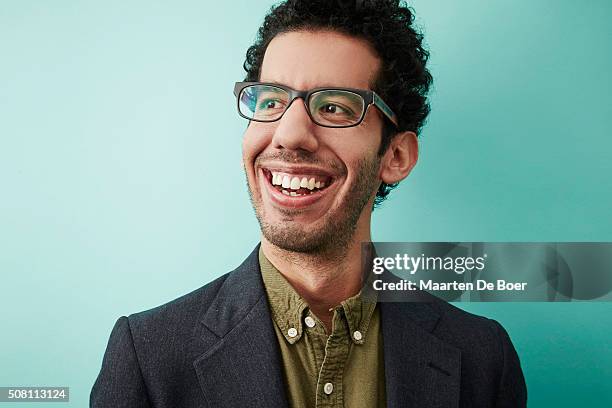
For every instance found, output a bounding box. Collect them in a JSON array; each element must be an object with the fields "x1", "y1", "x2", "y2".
[{"x1": 243, "y1": 0, "x2": 432, "y2": 207}]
